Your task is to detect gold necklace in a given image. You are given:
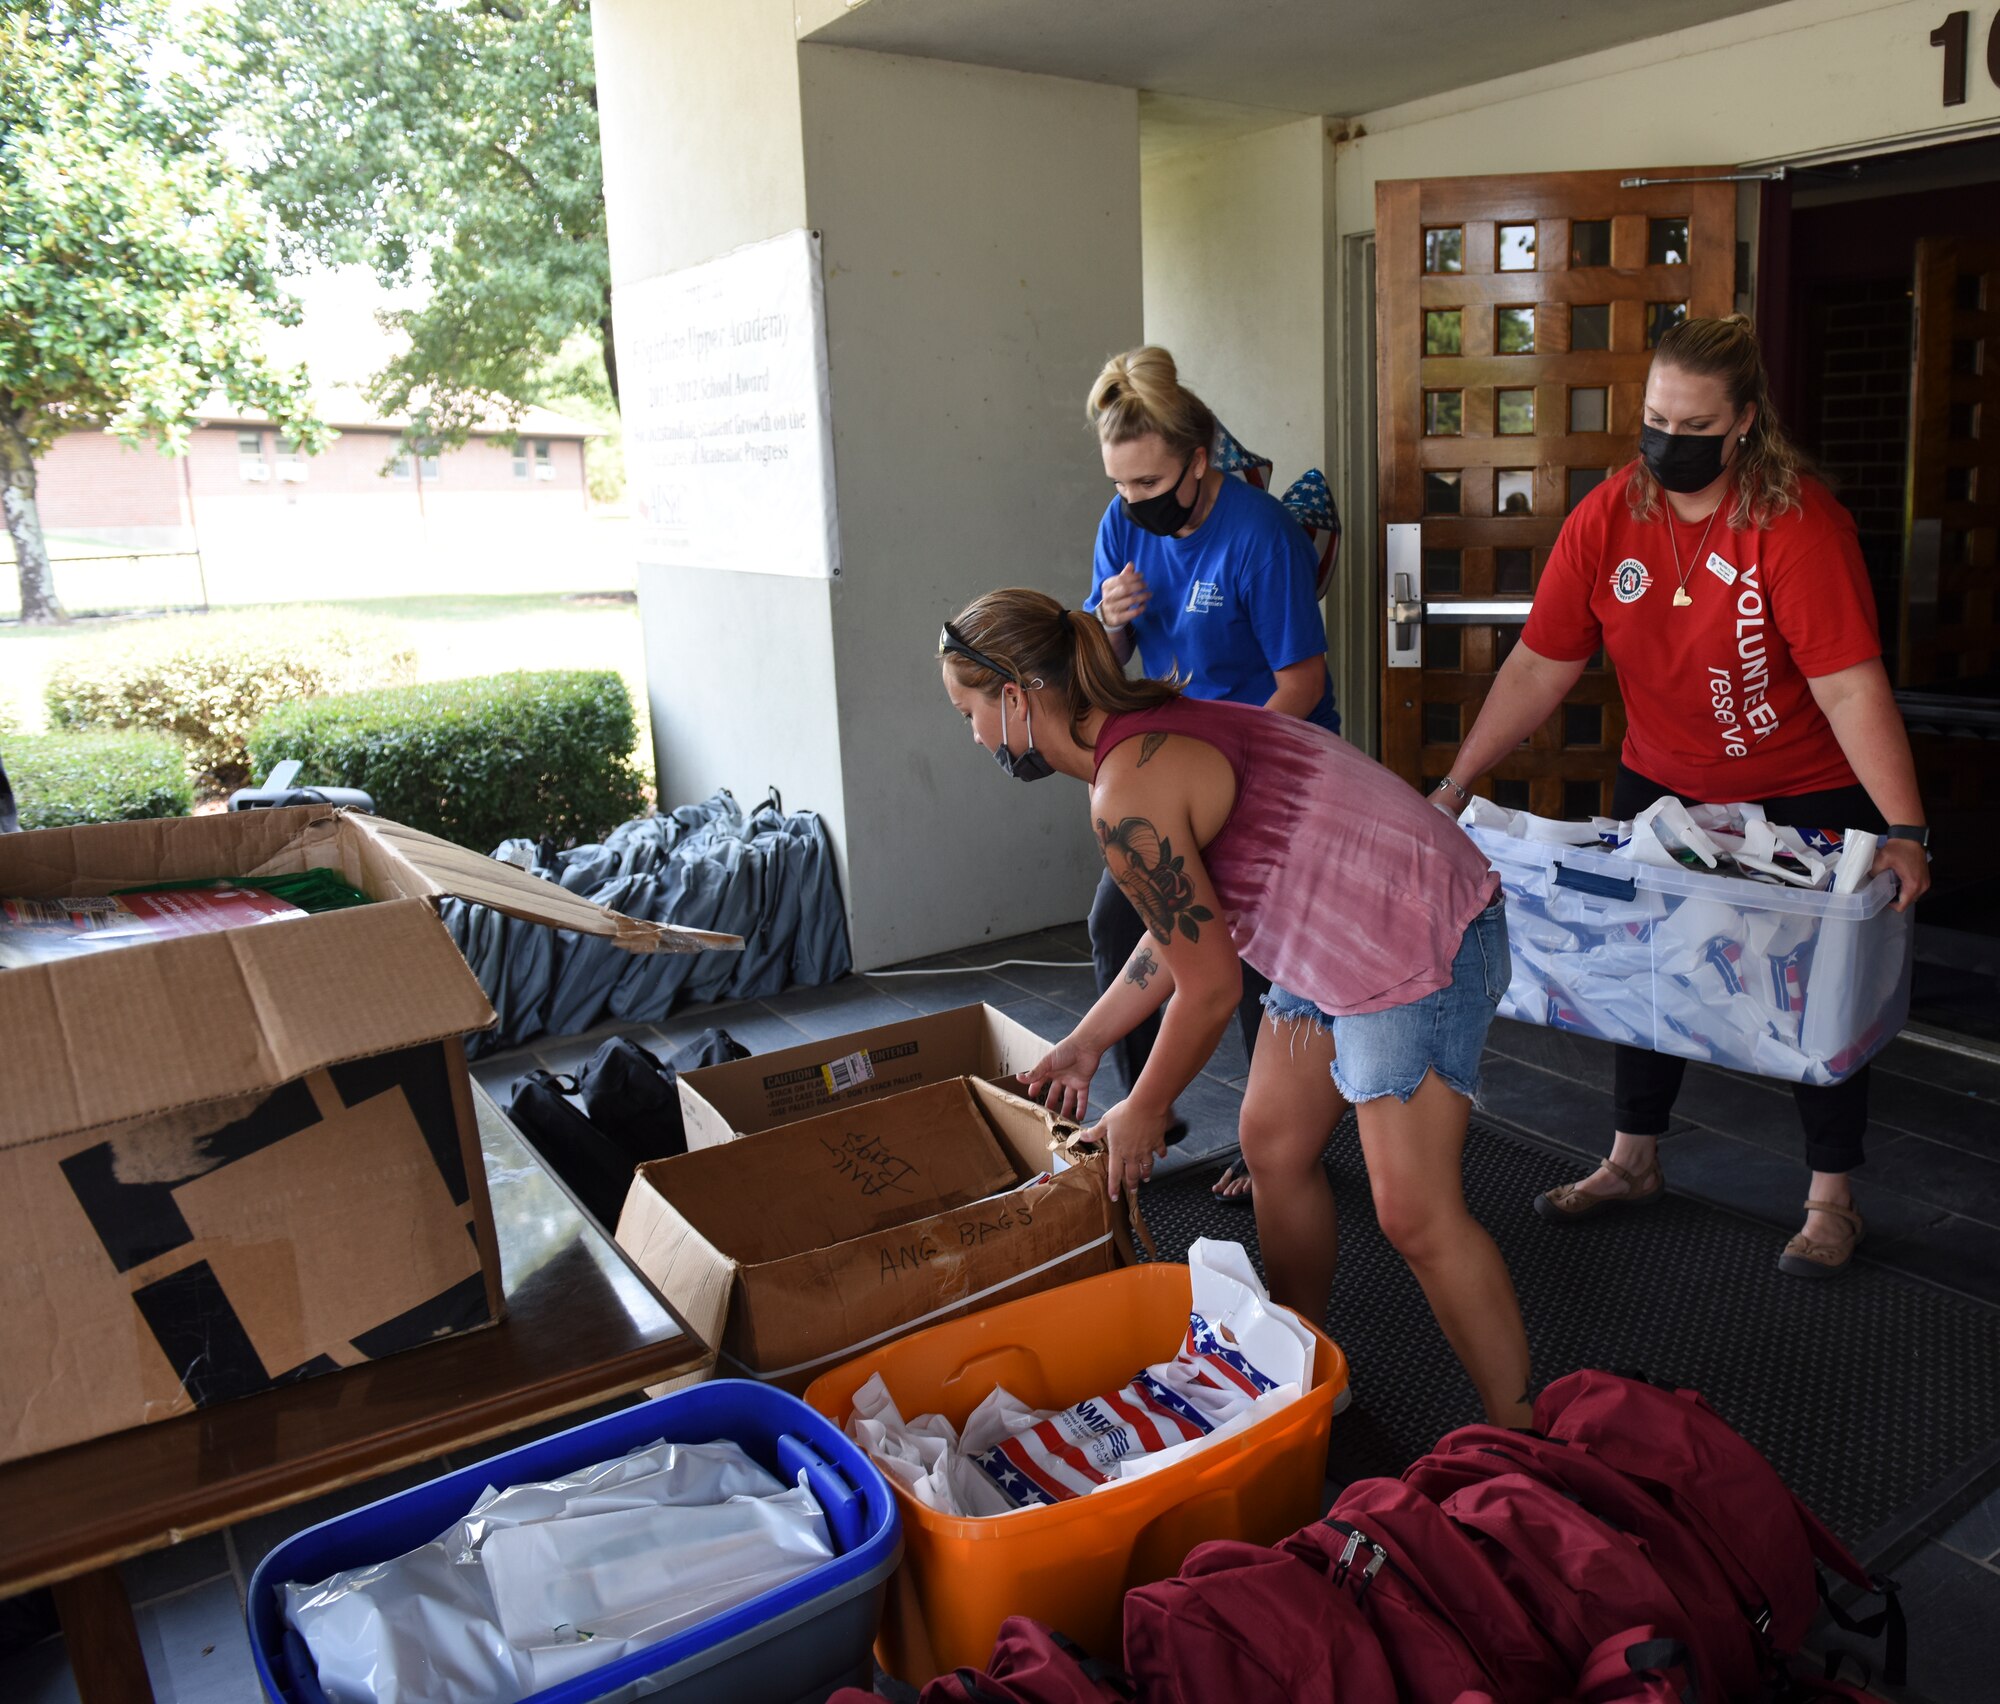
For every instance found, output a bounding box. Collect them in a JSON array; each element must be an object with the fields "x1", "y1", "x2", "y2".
[{"x1": 1662, "y1": 497, "x2": 1722, "y2": 608}]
